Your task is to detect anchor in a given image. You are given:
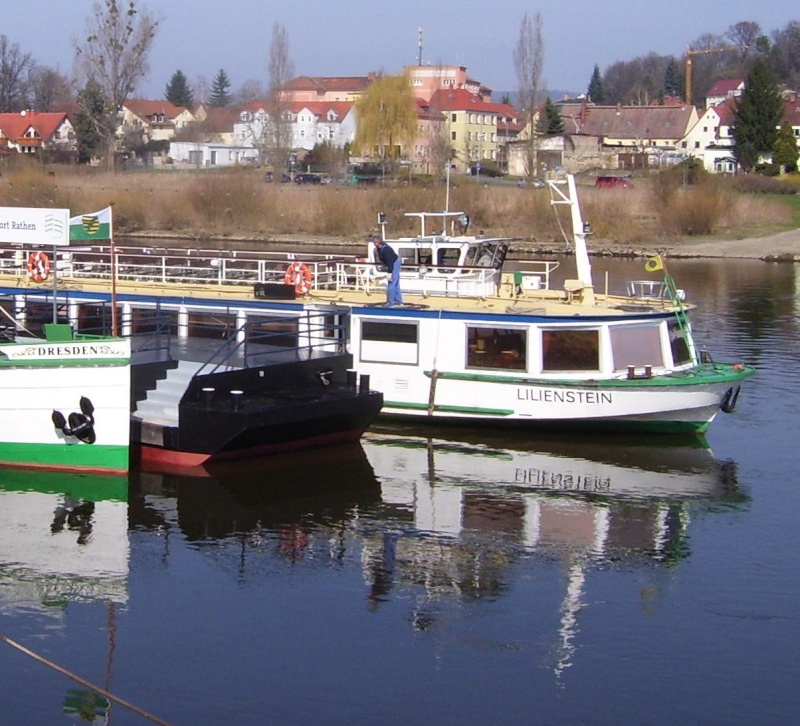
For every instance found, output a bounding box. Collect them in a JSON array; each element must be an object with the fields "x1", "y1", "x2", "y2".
[
  {"x1": 720, "y1": 386, "x2": 741, "y2": 414},
  {"x1": 52, "y1": 396, "x2": 96, "y2": 444}
]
